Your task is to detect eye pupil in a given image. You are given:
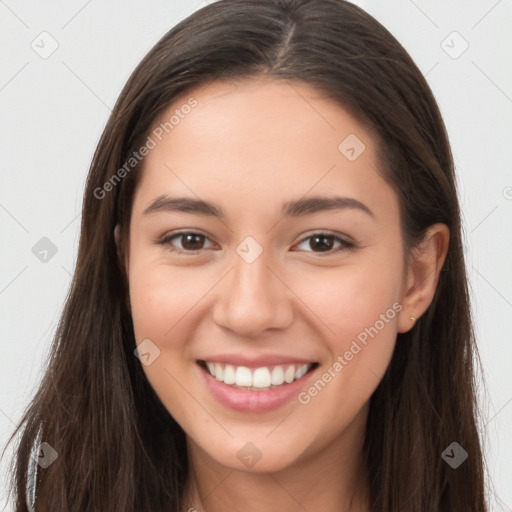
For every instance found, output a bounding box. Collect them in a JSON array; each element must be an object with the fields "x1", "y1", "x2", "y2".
[
  {"x1": 310, "y1": 235, "x2": 334, "y2": 252},
  {"x1": 182, "y1": 234, "x2": 204, "y2": 250}
]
